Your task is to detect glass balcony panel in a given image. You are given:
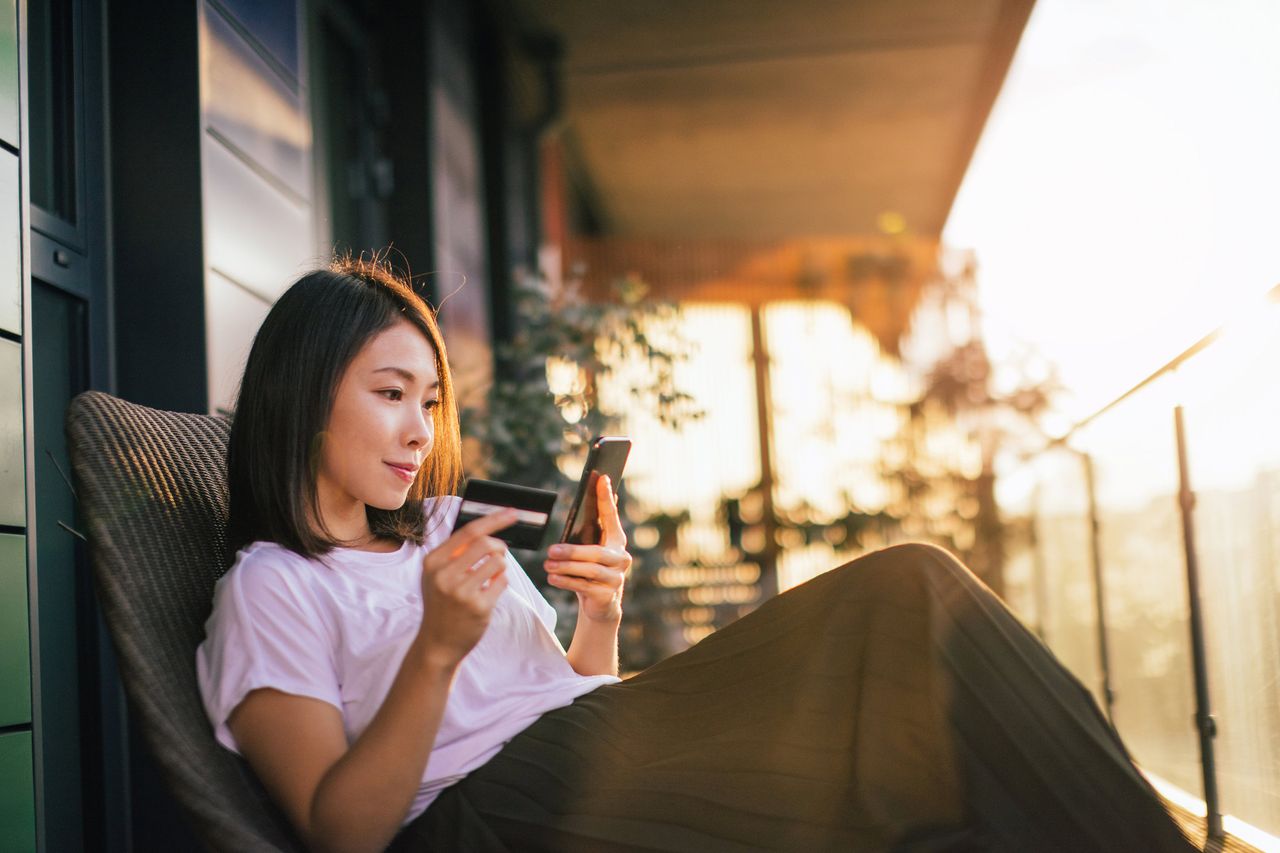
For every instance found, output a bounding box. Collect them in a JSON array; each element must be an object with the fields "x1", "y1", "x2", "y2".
[
  {"x1": 1177, "y1": 295, "x2": 1280, "y2": 836},
  {"x1": 1028, "y1": 447, "x2": 1103, "y2": 704},
  {"x1": 1073, "y1": 374, "x2": 1199, "y2": 797},
  {"x1": 993, "y1": 462, "x2": 1041, "y2": 633}
]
